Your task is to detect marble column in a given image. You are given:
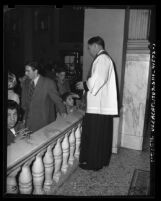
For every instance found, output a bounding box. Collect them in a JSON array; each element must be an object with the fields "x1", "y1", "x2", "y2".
[{"x1": 120, "y1": 9, "x2": 151, "y2": 150}]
